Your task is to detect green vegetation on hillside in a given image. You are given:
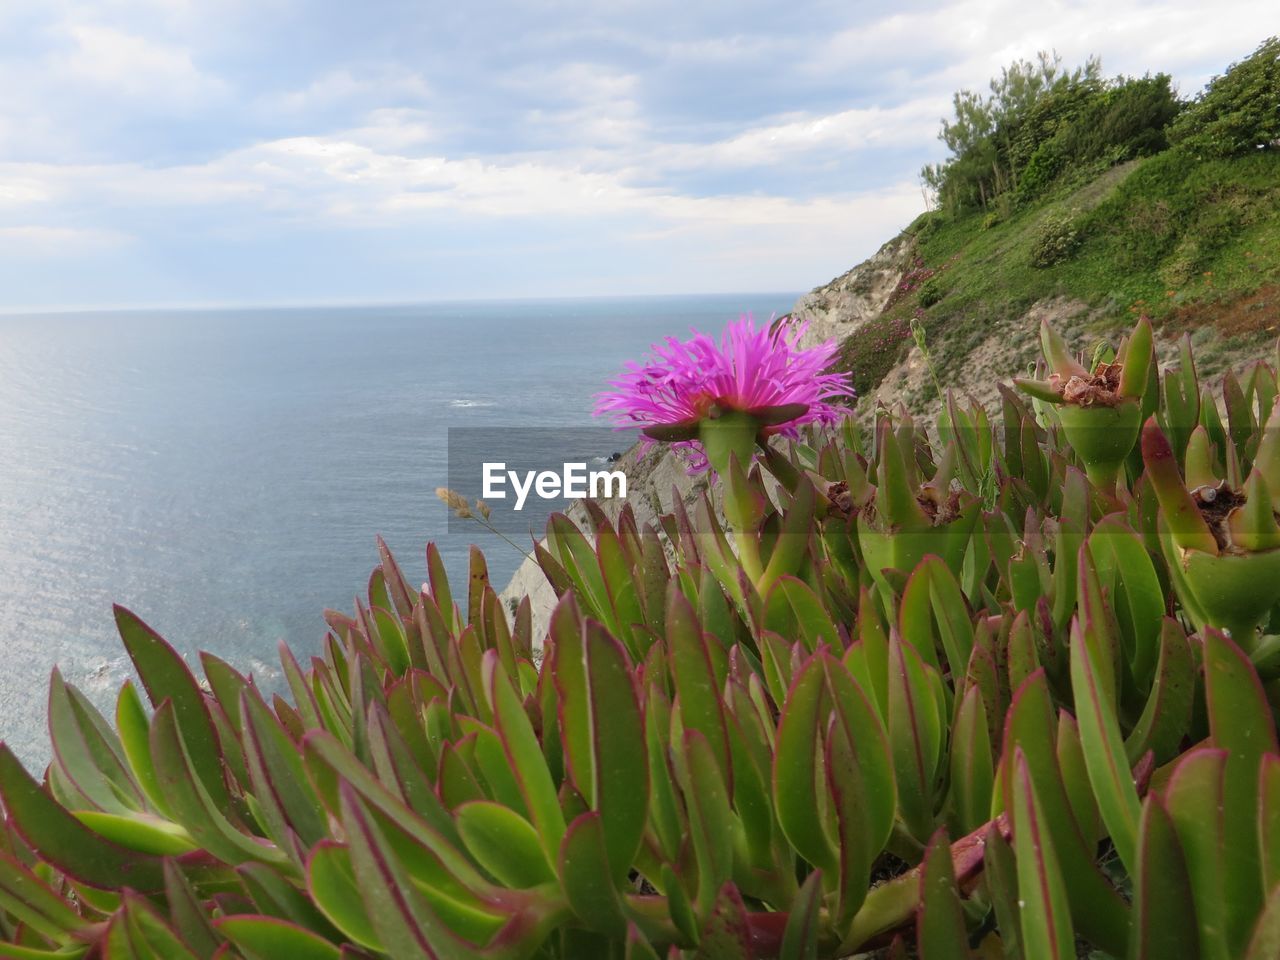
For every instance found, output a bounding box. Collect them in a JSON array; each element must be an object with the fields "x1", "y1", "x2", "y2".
[{"x1": 844, "y1": 38, "x2": 1280, "y2": 402}]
